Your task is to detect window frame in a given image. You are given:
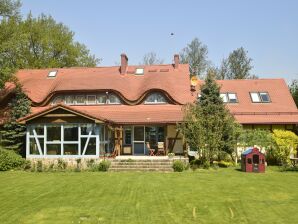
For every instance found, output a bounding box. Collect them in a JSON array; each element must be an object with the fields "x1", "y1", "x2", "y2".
[
  {"x1": 86, "y1": 95, "x2": 97, "y2": 105},
  {"x1": 220, "y1": 92, "x2": 238, "y2": 103},
  {"x1": 250, "y1": 92, "x2": 271, "y2": 103},
  {"x1": 75, "y1": 95, "x2": 86, "y2": 105},
  {"x1": 26, "y1": 124, "x2": 100, "y2": 158},
  {"x1": 144, "y1": 92, "x2": 167, "y2": 104}
]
